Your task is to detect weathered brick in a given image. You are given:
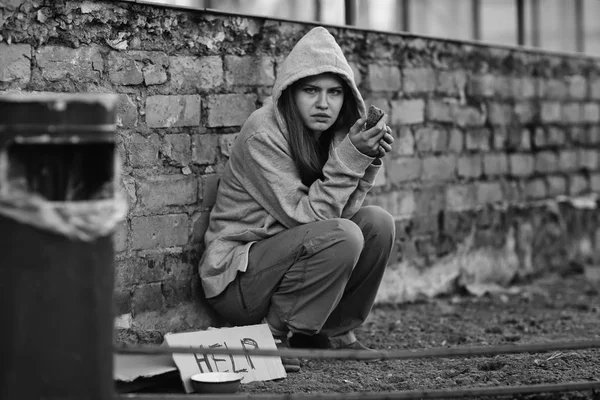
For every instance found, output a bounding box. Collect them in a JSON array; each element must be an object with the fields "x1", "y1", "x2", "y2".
[
  {"x1": 393, "y1": 127, "x2": 415, "y2": 156},
  {"x1": 36, "y1": 45, "x2": 103, "y2": 81},
  {"x1": 591, "y1": 79, "x2": 600, "y2": 100},
  {"x1": 225, "y1": 55, "x2": 275, "y2": 86},
  {"x1": 583, "y1": 103, "x2": 600, "y2": 123},
  {"x1": 426, "y1": 99, "x2": 453, "y2": 123},
  {"x1": 570, "y1": 126, "x2": 588, "y2": 144},
  {"x1": 403, "y1": 68, "x2": 435, "y2": 93},
  {"x1": 0, "y1": 43, "x2": 31, "y2": 83},
  {"x1": 588, "y1": 127, "x2": 600, "y2": 144},
  {"x1": 200, "y1": 174, "x2": 221, "y2": 208},
  {"x1": 446, "y1": 184, "x2": 477, "y2": 211},
  {"x1": 116, "y1": 254, "x2": 166, "y2": 288},
  {"x1": 121, "y1": 175, "x2": 137, "y2": 208},
  {"x1": 132, "y1": 283, "x2": 164, "y2": 314},
  {"x1": 128, "y1": 133, "x2": 160, "y2": 167},
  {"x1": 509, "y1": 153, "x2": 535, "y2": 177},
  {"x1": 483, "y1": 153, "x2": 508, "y2": 176},
  {"x1": 437, "y1": 70, "x2": 467, "y2": 96},
  {"x1": 163, "y1": 134, "x2": 192, "y2": 166},
  {"x1": 558, "y1": 150, "x2": 579, "y2": 171},
  {"x1": 391, "y1": 99, "x2": 425, "y2": 125},
  {"x1": 192, "y1": 134, "x2": 219, "y2": 165},
  {"x1": 393, "y1": 190, "x2": 417, "y2": 218},
  {"x1": 567, "y1": 75, "x2": 587, "y2": 99},
  {"x1": 219, "y1": 133, "x2": 238, "y2": 158},
  {"x1": 448, "y1": 128, "x2": 464, "y2": 153},
  {"x1": 385, "y1": 157, "x2": 422, "y2": 183},
  {"x1": 516, "y1": 77, "x2": 536, "y2": 99},
  {"x1": 138, "y1": 175, "x2": 198, "y2": 208},
  {"x1": 541, "y1": 79, "x2": 568, "y2": 99},
  {"x1": 524, "y1": 178, "x2": 547, "y2": 199},
  {"x1": 113, "y1": 289, "x2": 131, "y2": 317},
  {"x1": 492, "y1": 127, "x2": 507, "y2": 150},
  {"x1": 476, "y1": 182, "x2": 504, "y2": 204},
  {"x1": 414, "y1": 126, "x2": 447, "y2": 153},
  {"x1": 468, "y1": 74, "x2": 495, "y2": 97},
  {"x1": 108, "y1": 51, "x2": 168, "y2": 86},
  {"x1": 162, "y1": 278, "x2": 192, "y2": 307},
  {"x1": 191, "y1": 210, "x2": 211, "y2": 243},
  {"x1": 457, "y1": 154, "x2": 482, "y2": 178},
  {"x1": 535, "y1": 151, "x2": 558, "y2": 173},
  {"x1": 116, "y1": 94, "x2": 138, "y2": 128},
  {"x1": 488, "y1": 103, "x2": 513, "y2": 125},
  {"x1": 547, "y1": 127, "x2": 566, "y2": 147},
  {"x1": 590, "y1": 173, "x2": 600, "y2": 191},
  {"x1": 170, "y1": 55, "x2": 223, "y2": 91},
  {"x1": 368, "y1": 64, "x2": 401, "y2": 92},
  {"x1": 465, "y1": 128, "x2": 491, "y2": 151},
  {"x1": 547, "y1": 175, "x2": 567, "y2": 197},
  {"x1": 501, "y1": 181, "x2": 523, "y2": 203},
  {"x1": 206, "y1": 94, "x2": 257, "y2": 127},
  {"x1": 146, "y1": 95, "x2": 201, "y2": 128},
  {"x1": 562, "y1": 102, "x2": 582, "y2": 124},
  {"x1": 422, "y1": 155, "x2": 456, "y2": 181},
  {"x1": 114, "y1": 221, "x2": 128, "y2": 253},
  {"x1": 569, "y1": 174, "x2": 588, "y2": 195},
  {"x1": 540, "y1": 102, "x2": 562, "y2": 123},
  {"x1": 414, "y1": 186, "x2": 446, "y2": 215},
  {"x1": 454, "y1": 106, "x2": 485, "y2": 127},
  {"x1": 131, "y1": 214, "x2": 189, "y2": 250},
  {"x1": 494, "y1": 76, "x2": 512, "y2": 98},
  {"x1": 579, "y1": 149, "x2": 599, "y2": 171},
  {"x1": 507, "y1": 128, "x2": 531, "y2": 151},
  {"x1": 514, "y1": 102, "x2": 536, "y2": 124}
]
